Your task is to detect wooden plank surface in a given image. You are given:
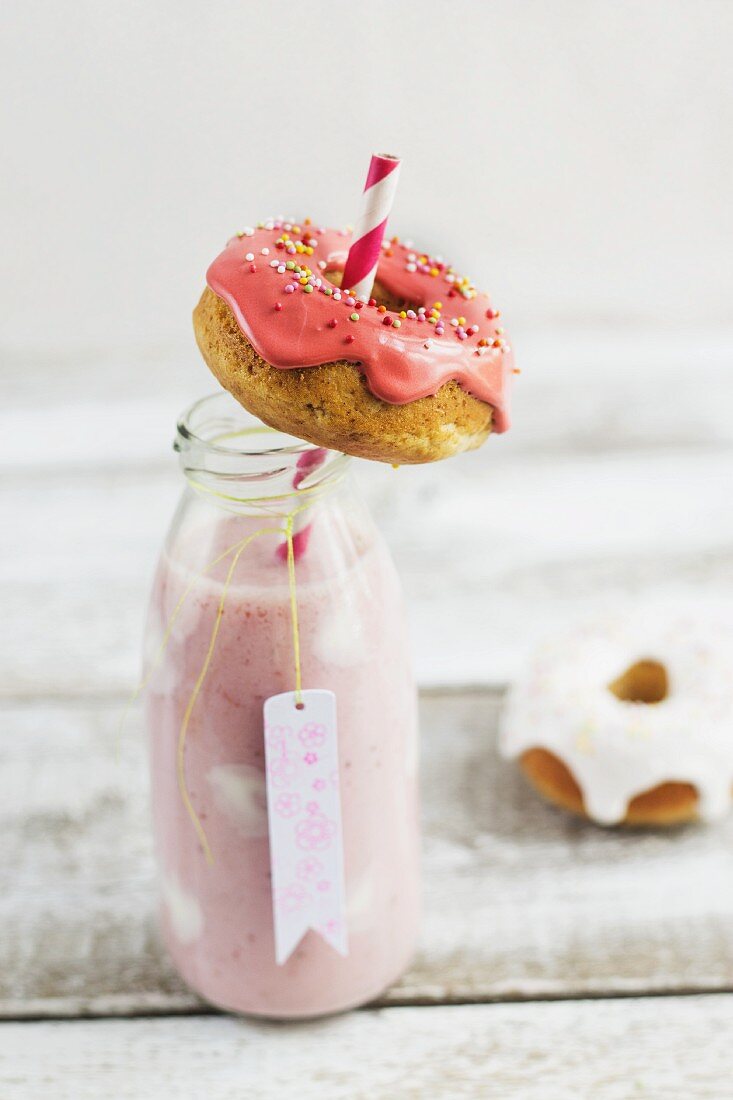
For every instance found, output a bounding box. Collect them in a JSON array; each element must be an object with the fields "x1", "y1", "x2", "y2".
[
  {"x1": 5, "y1": 333, "x2": 733, "y2": 463},
  {"x1": 2, "y1": 690, "x2": 732, "y2": 1018},
  {"x1": 1, "y1": 994, "x2": 731, "y2": 1099},
  {"x1": 3, "y1": 336, "x2": 733, "y2": 696},
  {"x1": 3, "y1": 333, "x2": 733, "y2": 1089},
  {"x1": 4, "y1": 452, "x2": 733, "y2": 698}
]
